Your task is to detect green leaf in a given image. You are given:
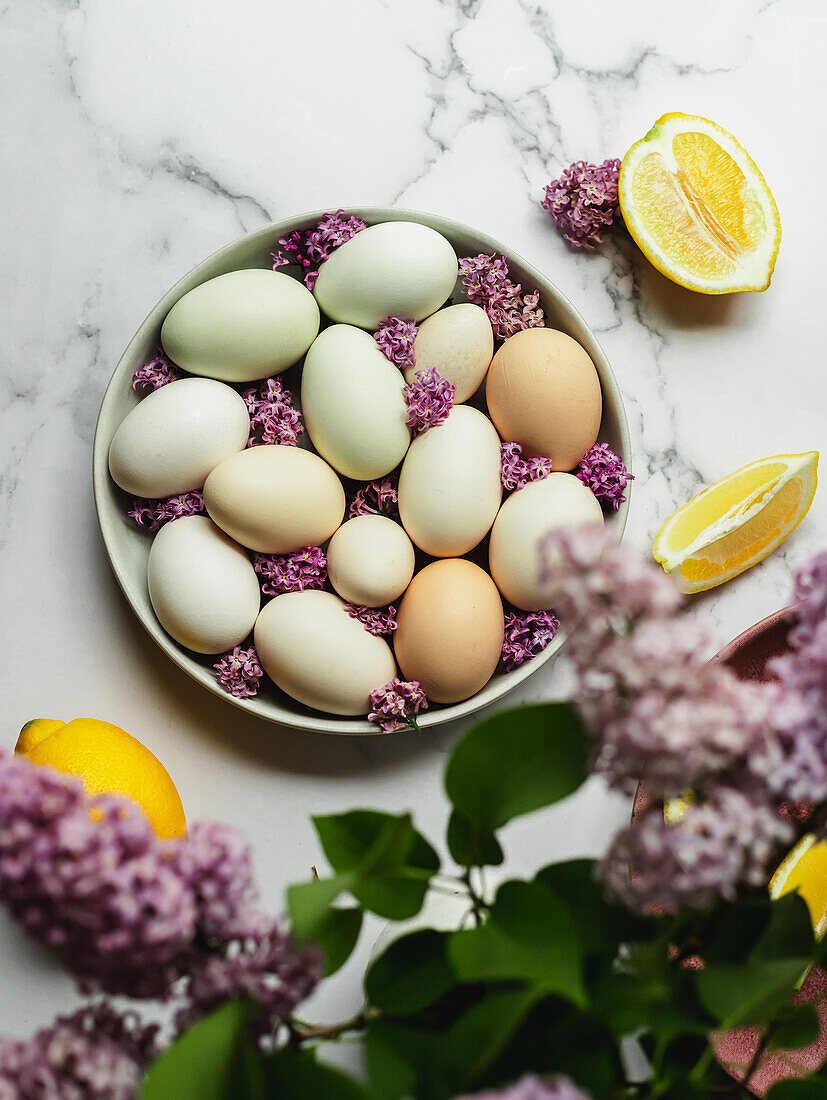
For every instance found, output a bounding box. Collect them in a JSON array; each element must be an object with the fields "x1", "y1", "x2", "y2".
[
  {"x1": 444, "y1": 986, "x2": 541, "y2": 1089},
  {"x1": 141, "y1": 1001, "x2": 261, "y2": 1100},
  {"x1": 767, "y1": 1082, "x2": 827, "y2": 1098},
  {"x1": 696, "y1": 958, "x2": 811, "y2": 1027},
  {"x1": 264, "y1": 1048, "x2": 370, "y2": 1098},
  {"x1": 446, "y1": 811, "x2": 503, "y2": 868},
  {"x1": 312, "y1": 905, "x2": 363, "y2": 975},
  {"x1": 444, "y1": 703, "x2": 589, "y2": 833},
  {"x1": 287, "y1": 876, "x2": 348, "y2": 941},
  {"x1": 365, "y1": 1018, "x2": 452, "y2": 1100},
  {"x1": 769, "y1": 1003, "x2": 822, "y2": 1051},
  {"x1": 366, "y1": 930, "x2": 455, "y2": 1014},
  {"x1": 752, "y1": 892, "x2": 816, "y2": 963}
]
